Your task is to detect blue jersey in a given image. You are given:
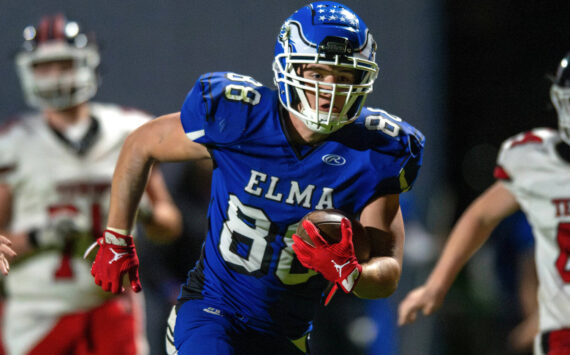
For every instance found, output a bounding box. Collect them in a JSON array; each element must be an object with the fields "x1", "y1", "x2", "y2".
[{"x1": 178, "y1": 72, "x2": 424, "y2": 338}]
